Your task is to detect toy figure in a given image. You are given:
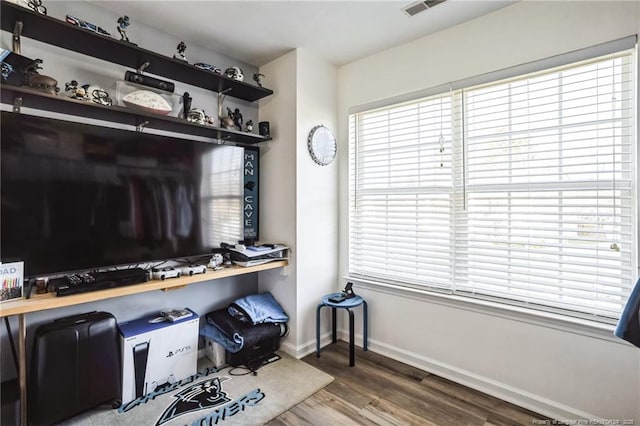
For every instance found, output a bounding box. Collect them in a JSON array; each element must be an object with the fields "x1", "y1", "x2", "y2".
[
  {"x1": 65, "y1": 80, "x2": 88, "y2": 100},
  {"x1": 174, "y1": 41, "x2": 187, "y2": 62},
  {"x1": 117, "y1": 16, "x2": 131, "y2": 43},
  {"x1": 252, "y1": 73, "x2": 264, "y2": 87},
  {"x1": 221, "y1": 107, "x2": 235, "y2": 129},
  {"x1": 245, "y1": 120, "x2": 253, "y2": 133},
  {"x1": 231, "y1": 107, "x2": 243, "y2": 131},
  {"x1": 22, "y1": 59, "x2": 58, "y2": 95},
  {"x1": 182, "y1": 92, "x2": 192, "y2": 119}
]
